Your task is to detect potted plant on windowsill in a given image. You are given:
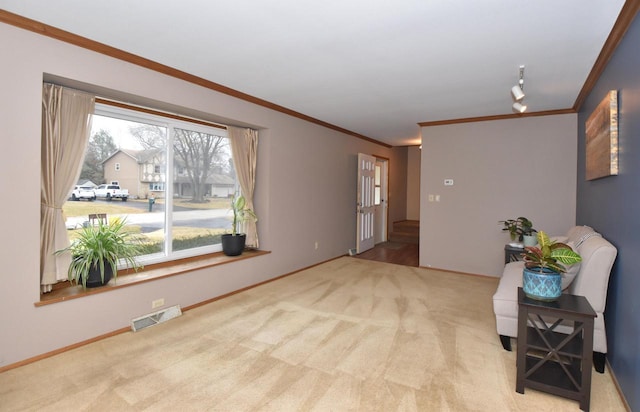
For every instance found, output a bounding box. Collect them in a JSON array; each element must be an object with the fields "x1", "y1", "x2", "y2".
[
  {"x1": 56, "y1": 218, "x2": 143, "y2": 289},
  {"x1": 521, "y1": 230, "x2": 581, "y2": 301},
  {"x1": 221, "y1": 194, "x2": 257, "y2": 256}
]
